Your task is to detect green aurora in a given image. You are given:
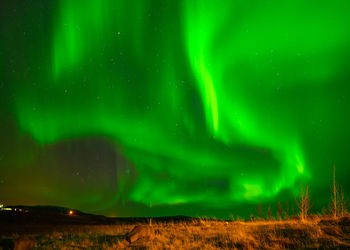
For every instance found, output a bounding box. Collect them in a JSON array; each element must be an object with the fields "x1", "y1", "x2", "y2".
[{"x1": 1, "y1": 0, "x2": 350, "y2": 217}]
